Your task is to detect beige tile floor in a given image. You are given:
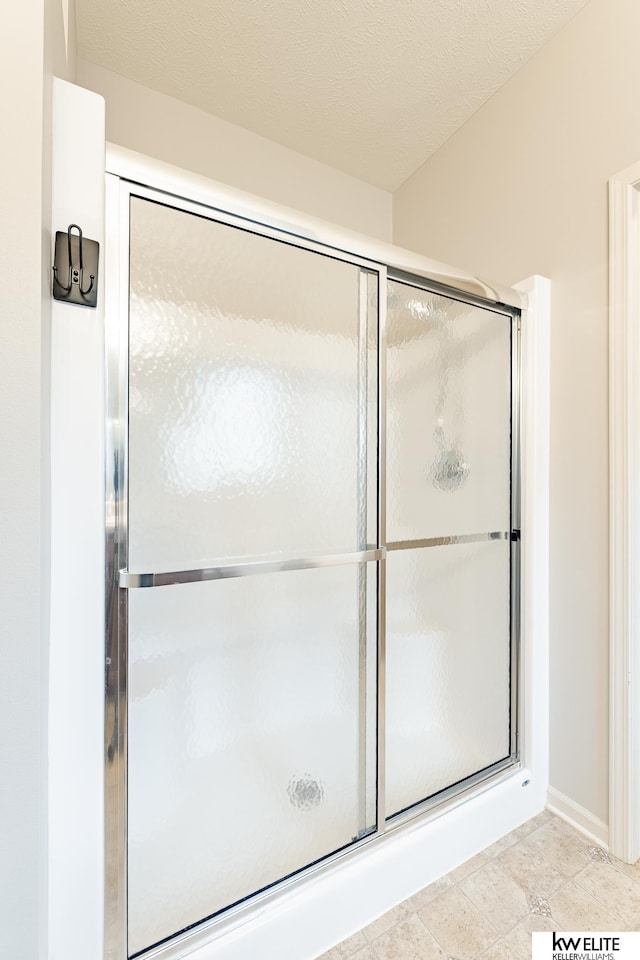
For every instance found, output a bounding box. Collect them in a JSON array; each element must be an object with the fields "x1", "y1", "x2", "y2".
[{"x1": 317, "y1": 810, "x2": 640, "y2": 960}]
